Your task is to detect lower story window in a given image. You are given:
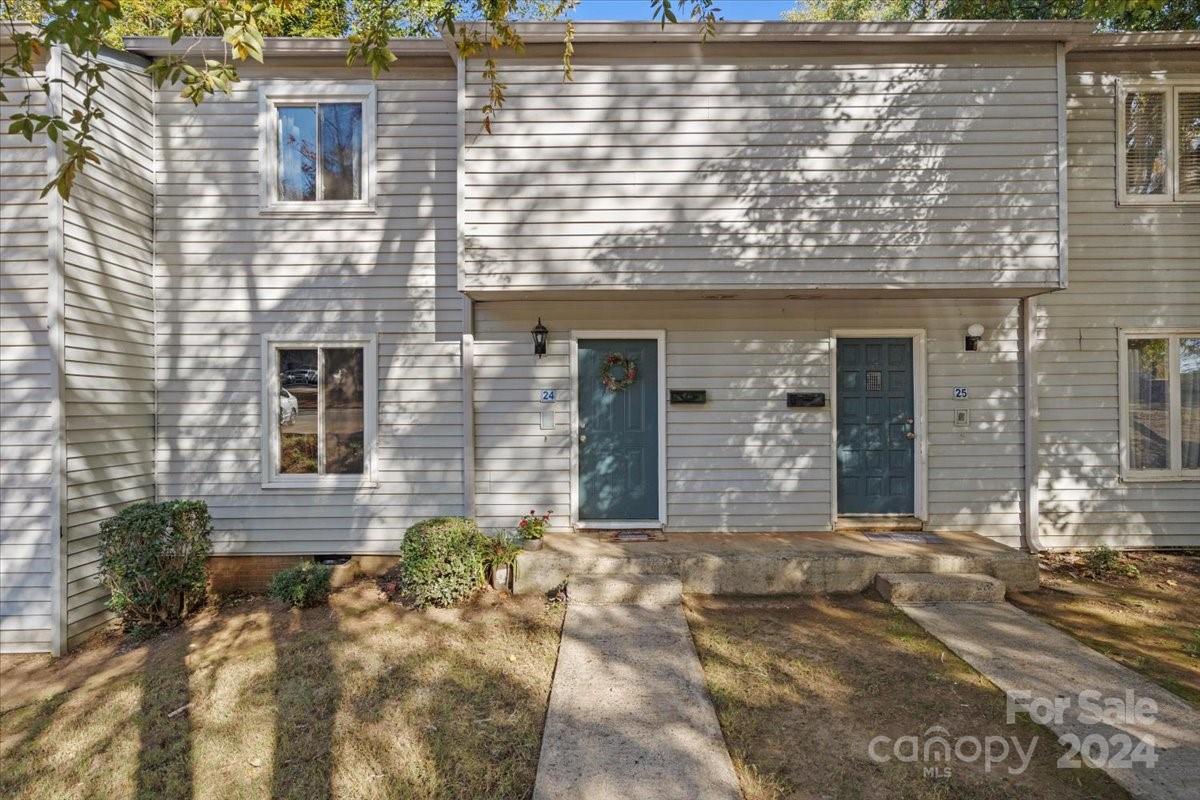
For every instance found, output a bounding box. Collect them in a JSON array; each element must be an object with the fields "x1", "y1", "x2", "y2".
[
  {"x1": 1122, "y1": 332, "x2": 1199, "y2": 479},
  {"x1": 264, "y1": 337, "x2": 376, "y2": 486}
]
